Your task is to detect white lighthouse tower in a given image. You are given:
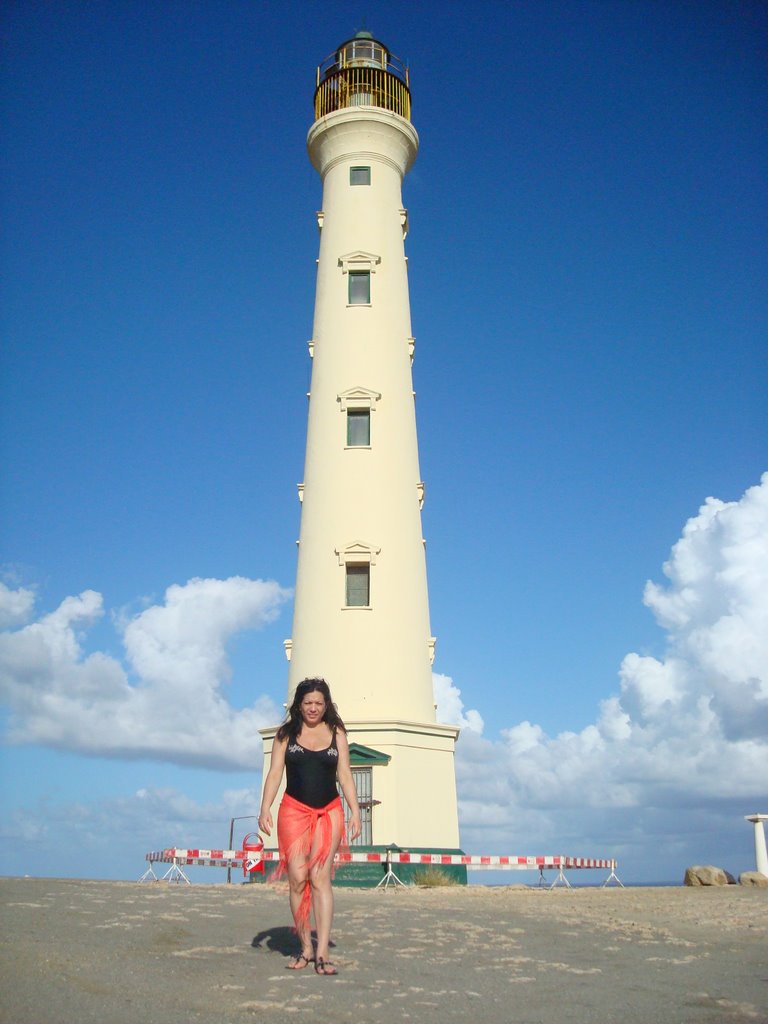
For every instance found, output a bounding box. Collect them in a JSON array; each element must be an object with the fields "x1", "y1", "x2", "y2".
[{"x1": 260, "y1": 31, "x2": 462, "y2": 869}]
